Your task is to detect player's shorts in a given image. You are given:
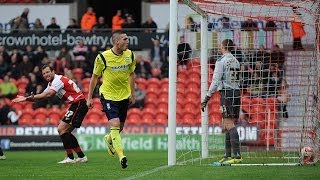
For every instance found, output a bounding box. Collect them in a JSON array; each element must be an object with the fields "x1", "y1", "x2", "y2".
[
  {"x1": 219, "y1": 89, "x2": 240, "y2": 119},
  {"x1": 62, "y1": 99, "x2": 88, "y2": 128},
  {"x1": 100, "y1": 95, "x2": 129, "y2": 122}
]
